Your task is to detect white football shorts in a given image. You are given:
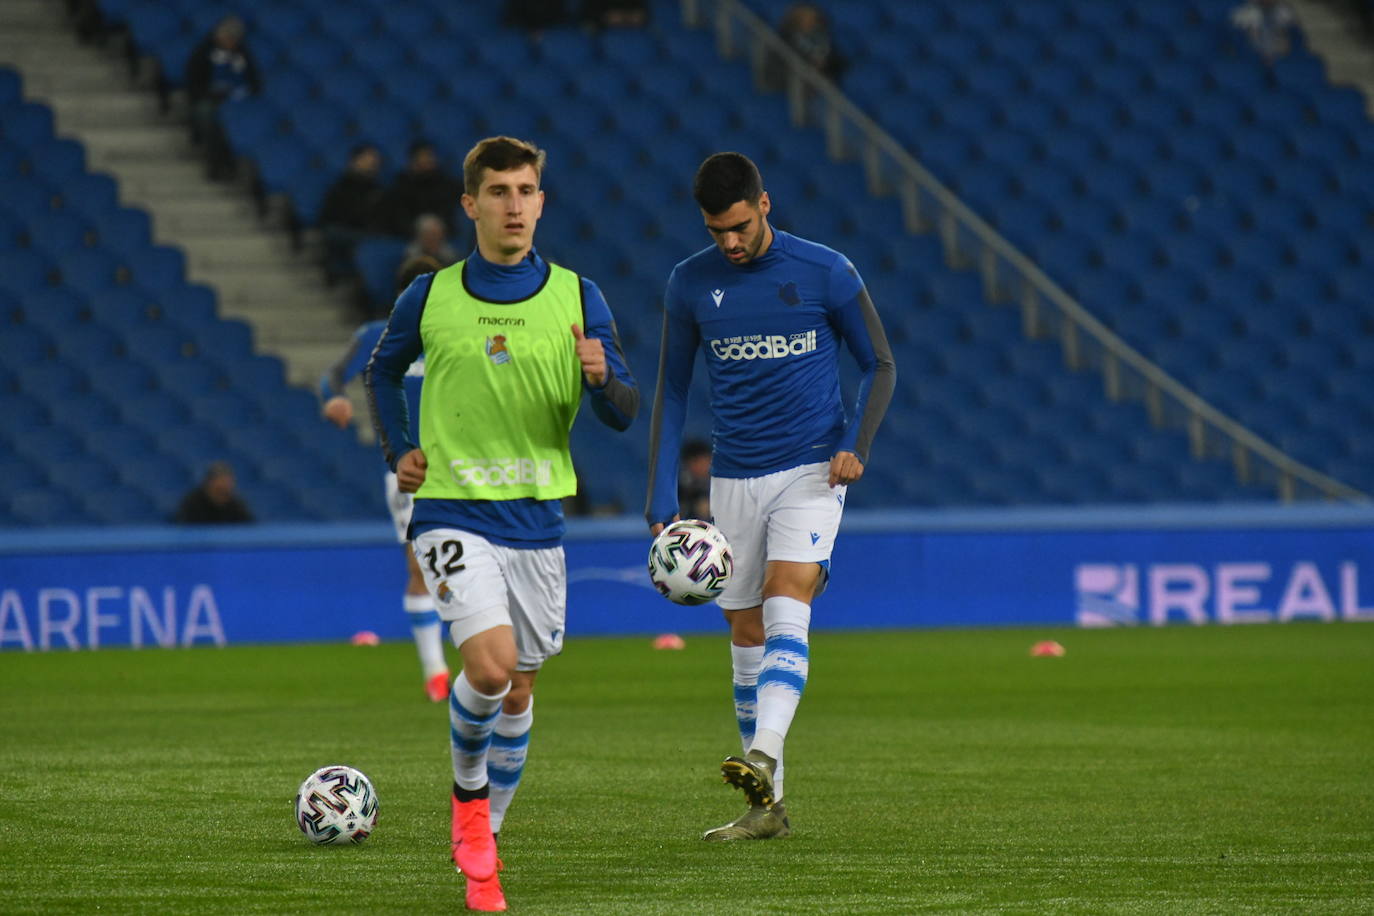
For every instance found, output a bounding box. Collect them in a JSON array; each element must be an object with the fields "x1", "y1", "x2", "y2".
[
  {"x1": 410, "y1": 527, "x2": 566, "y2": 671},
  {"x1": 383, "y1": 471, "x2": 413, "y2": 544},
  {"x1": 709, "y1": 461, "x2": 846, "y2": 611}
]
